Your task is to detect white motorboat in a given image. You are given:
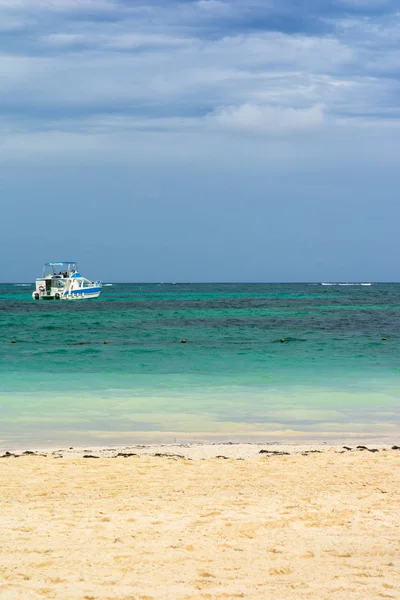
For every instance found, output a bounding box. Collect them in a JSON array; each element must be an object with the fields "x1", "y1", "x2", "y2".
[{"x1": 32, "y1": 262, "x2": 102, "y2": 300}]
